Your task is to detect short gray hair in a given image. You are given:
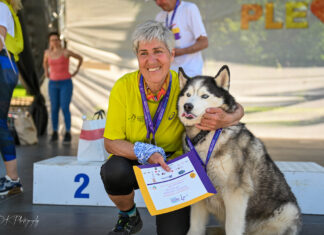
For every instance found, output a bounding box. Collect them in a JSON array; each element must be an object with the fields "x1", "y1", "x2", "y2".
[{"x1": 132, "y1": 20, "x2": 175, "y2": 54}]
